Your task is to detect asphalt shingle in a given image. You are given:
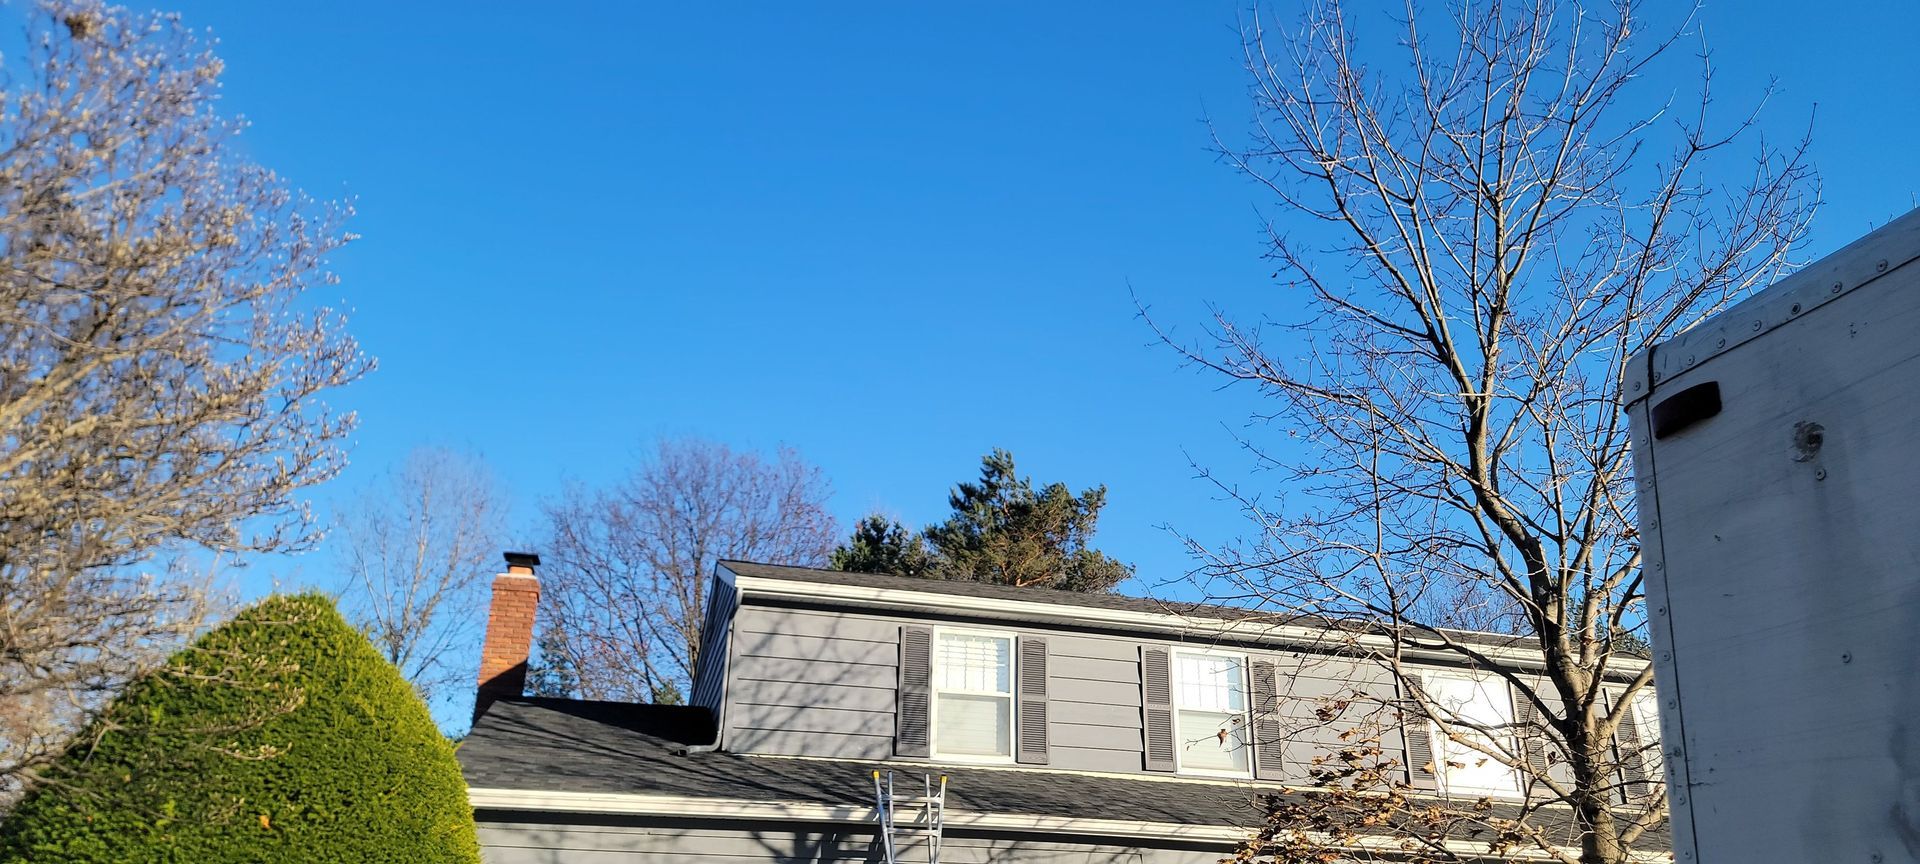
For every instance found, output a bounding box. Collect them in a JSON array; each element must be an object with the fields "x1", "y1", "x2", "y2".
[{"x1": 460, "y1": 697, "x2": 1670, "y2": 853}]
